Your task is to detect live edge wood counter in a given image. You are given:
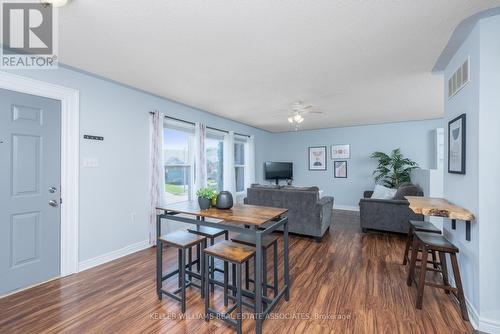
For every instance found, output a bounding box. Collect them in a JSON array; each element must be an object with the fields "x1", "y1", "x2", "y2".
[
  {"x1": 155, "y1": 202, "x2": 289, "y2": 334},
  {"x1": 405, "y1": 196, "x2": 475, "y2": 241}
]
